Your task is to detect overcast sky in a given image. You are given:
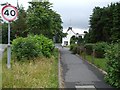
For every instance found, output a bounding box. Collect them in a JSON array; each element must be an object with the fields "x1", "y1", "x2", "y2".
[
  {"x1": 0, "y1": 0, "x2": 120, "y2": 32},
  {"x1": 49, "y1": 0, "x2": 119, "y2": 30}
]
